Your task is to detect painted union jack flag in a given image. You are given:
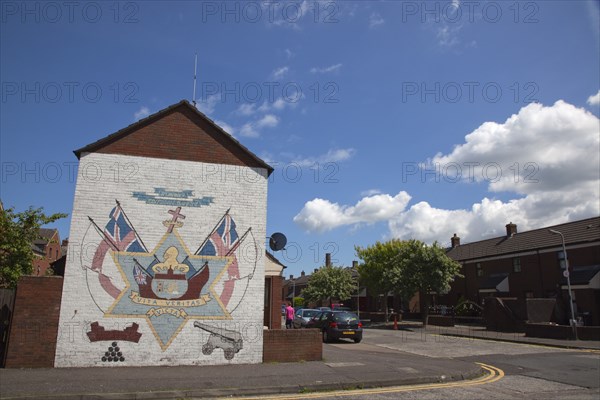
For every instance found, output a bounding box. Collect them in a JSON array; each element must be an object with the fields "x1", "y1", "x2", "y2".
[
  {"x1": 197, "y1": 214, "x2": 240, "y2": 307},
  {"x1": 133, "y1": 264, "x2": 148, "y2": 285},
  {"x1": 104, "y1": 206, "x2": 145, "y2": 253},
  {"x1": 198, "y1": 214, "x2": 239, "y2": 256}
]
